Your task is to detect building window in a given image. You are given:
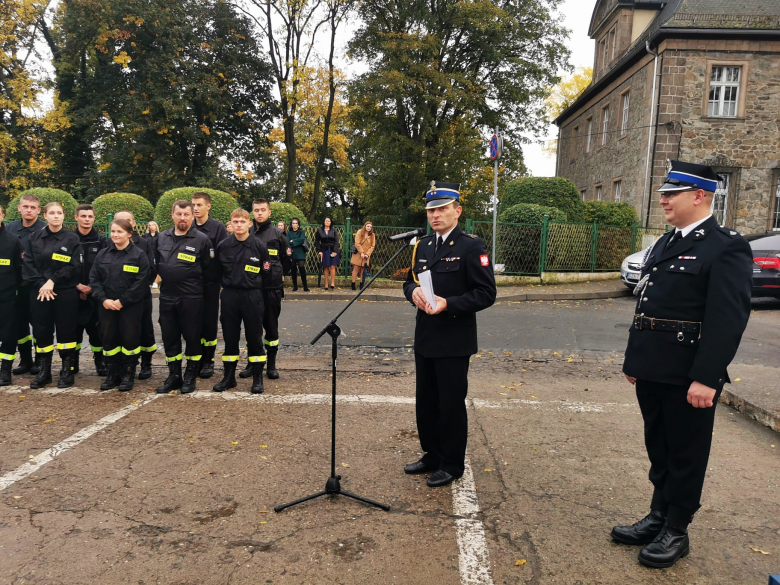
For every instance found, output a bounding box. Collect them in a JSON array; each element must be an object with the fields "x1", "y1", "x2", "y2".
[
  {"x1": 613, "y1": 180, "x2": 622, "y2": 202},
  {"x1": 586, "y1": 117, "x2": 593, "y2": 153},
  {"x1": 713, "y1": 173, "x2": 731, "y2": 226},
  {"x1": 773, "y1": 176, "x2": 780, "y2": 231},
  {"x1": 580, "y1": 189, "x2": 587, "y2": 202},
  {"x1": 708, "y1": 66, "x2": 741, "y2": 117},
  {"x1": 601, "y1": 106, "x2": 609, "y2": 146},
  {"x1": 572, "y1": 126, "x2": 579, "y2": 158},
  {"x1": 600, "y1": 38, "x2": 607, "y2": 70},
  {"x1": 610, "y1": 26, "x2": 617, "y2": 60},
  {"x1": 621, "y1": 92, "x2": 630, "y2": 136},
  {"x1": 596, "y1": 185, "x2": 603, "y2": 201}
]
